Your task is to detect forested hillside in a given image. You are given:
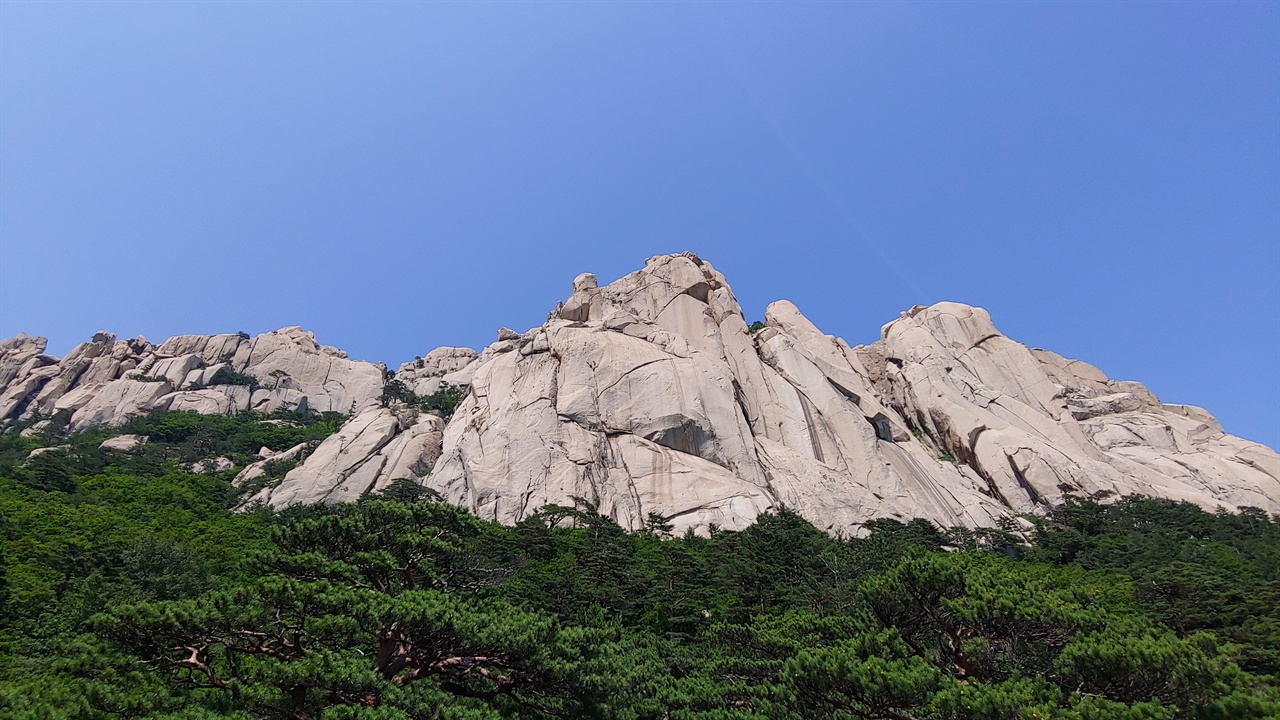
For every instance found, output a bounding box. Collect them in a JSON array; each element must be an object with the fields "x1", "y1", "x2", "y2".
[{"x1": 1, "y1": 411, "x2": 1277, "y2": 719}]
